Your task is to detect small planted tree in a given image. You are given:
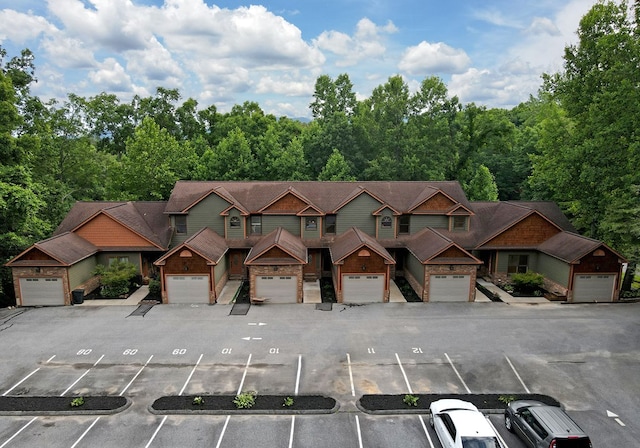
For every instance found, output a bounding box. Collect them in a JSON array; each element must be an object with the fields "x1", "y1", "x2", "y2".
[
  {"x1": 95, "y1": 261, "x2": 138, "y2": 298},
  {"x1": 510, "y1": 272, "x2": 544, "y2": 295}
]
